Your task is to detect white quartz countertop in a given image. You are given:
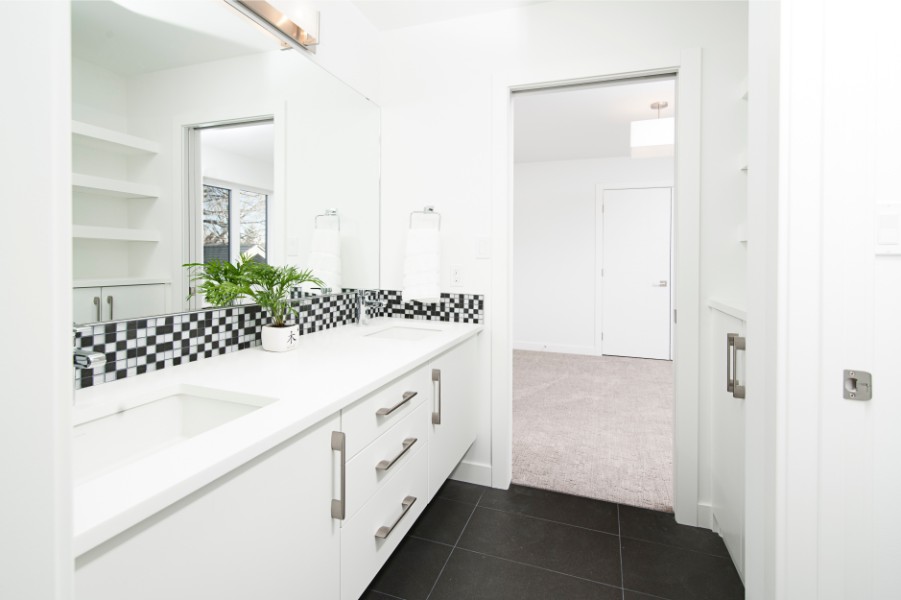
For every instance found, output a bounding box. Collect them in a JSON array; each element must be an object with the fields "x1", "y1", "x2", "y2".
[{"x1": 72, "y1": 318, "x2": 482, "y2": 556}]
